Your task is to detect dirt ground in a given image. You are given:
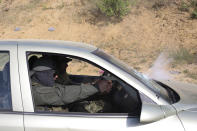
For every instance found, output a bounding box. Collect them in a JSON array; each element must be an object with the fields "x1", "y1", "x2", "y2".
[{"x1": 0, "y1": 0, "x2": 197, "y2": 84}]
